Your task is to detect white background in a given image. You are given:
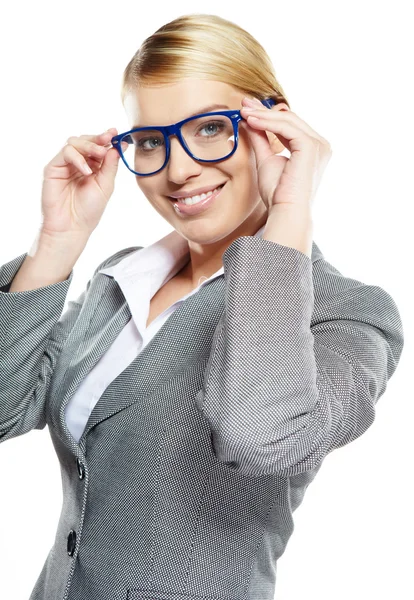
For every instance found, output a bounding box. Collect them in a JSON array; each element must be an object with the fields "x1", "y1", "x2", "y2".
[{"x1": 0, "y1": 1, "x2": 412, "y2": 599}]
